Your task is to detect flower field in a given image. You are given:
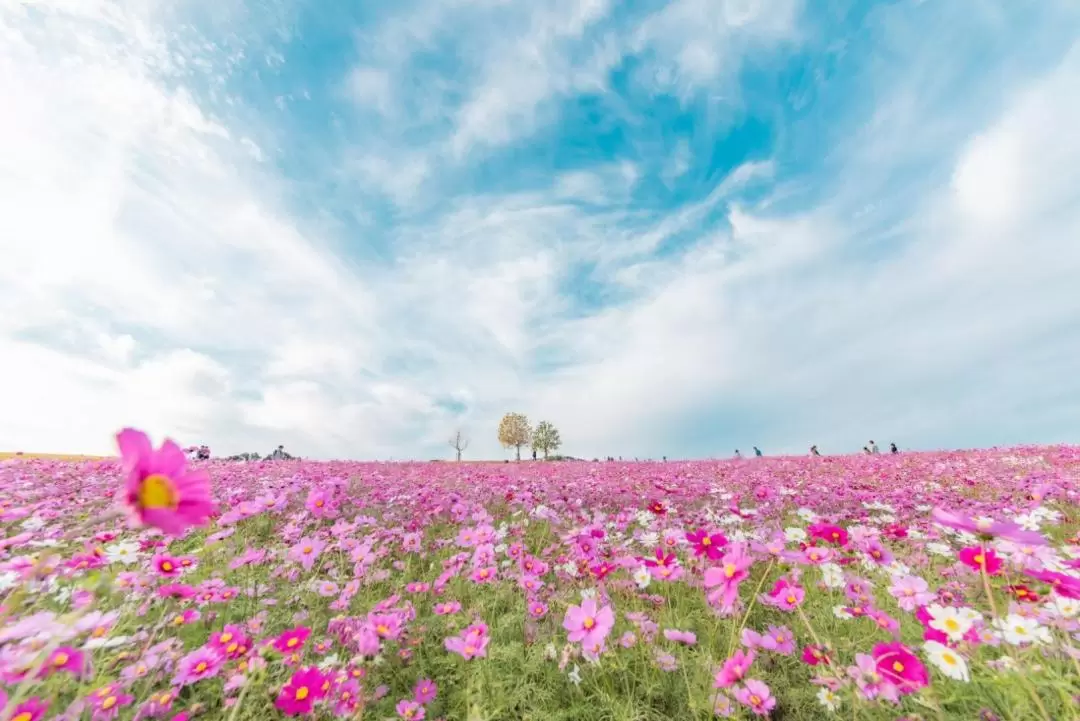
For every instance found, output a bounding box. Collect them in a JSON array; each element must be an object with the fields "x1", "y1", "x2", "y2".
[{"x1": 2, "y1": 432, "x2": 1080, "y2": 721}]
